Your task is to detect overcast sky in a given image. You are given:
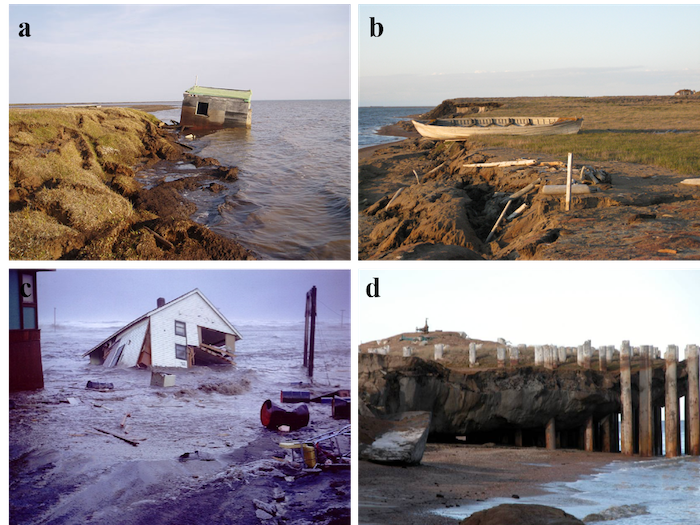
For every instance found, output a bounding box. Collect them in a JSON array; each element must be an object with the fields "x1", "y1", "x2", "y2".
[
  {"x1": 37, "y1": 270, "x2": 349, "y2": 327},
  {"x1": 359, "y1": 5, "x2": 700, "y2": 106},
  {"x1": 9, "y1": 4, "x2": 350, "y2": 103},
  {"x1": 359, "y1": 267, "x2": 700, "y2": 358}
]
